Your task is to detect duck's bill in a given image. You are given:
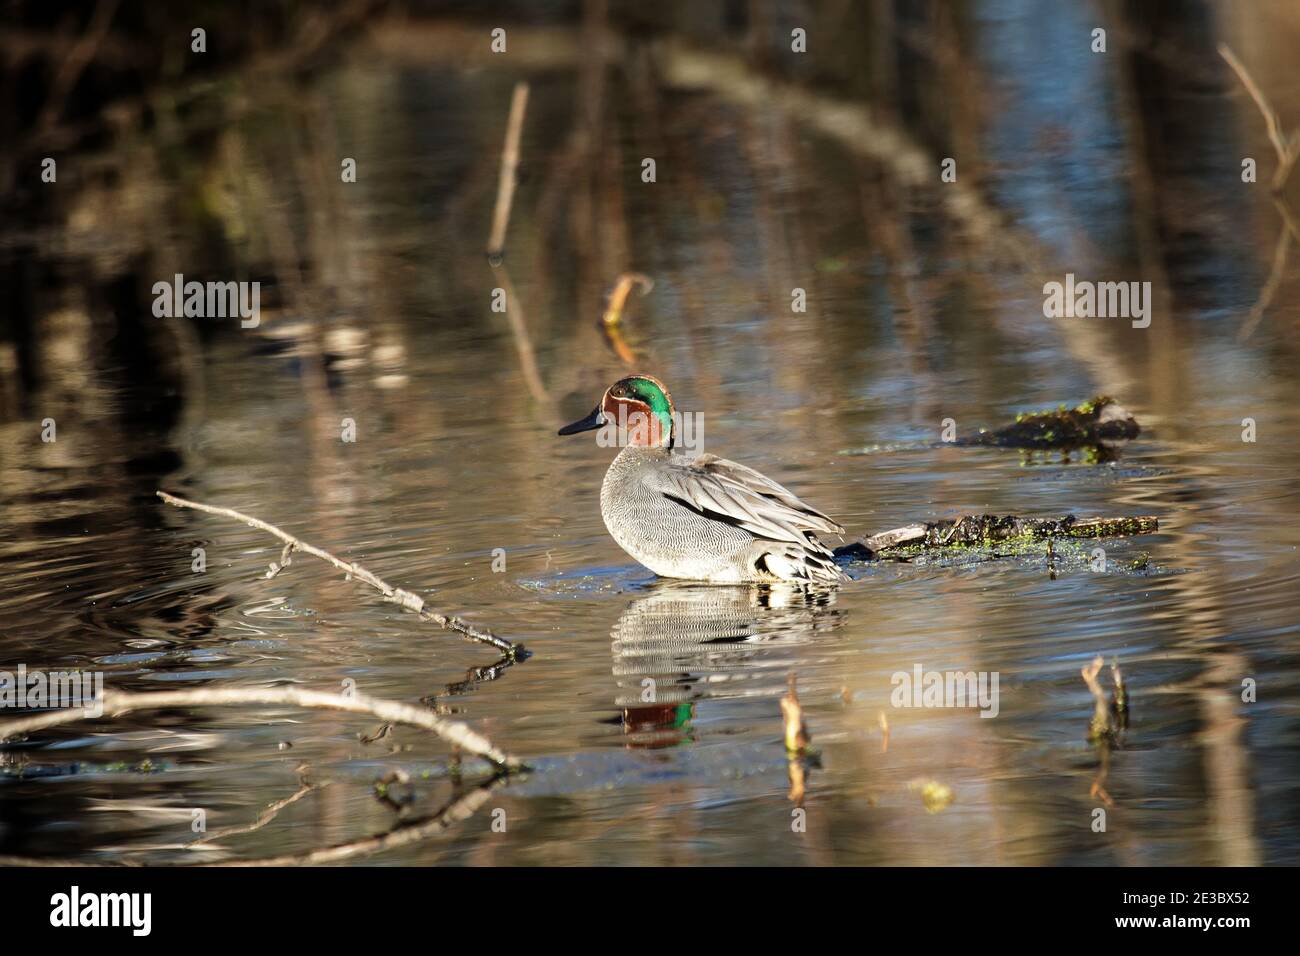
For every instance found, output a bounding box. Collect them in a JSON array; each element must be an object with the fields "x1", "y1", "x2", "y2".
[{"x1": 558, "y1": 406, "x2": 605, "y2": 435}]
